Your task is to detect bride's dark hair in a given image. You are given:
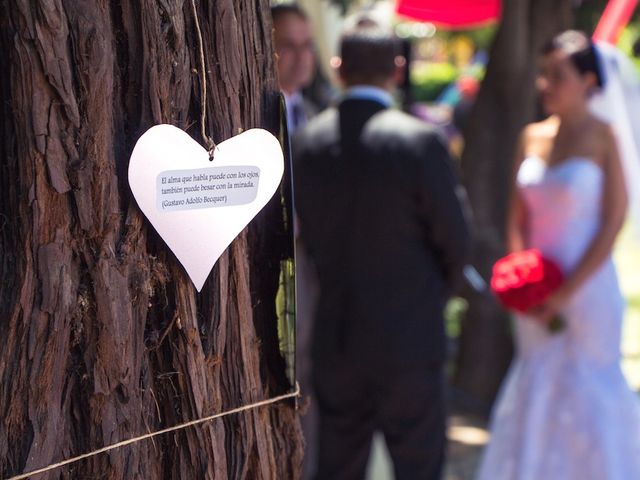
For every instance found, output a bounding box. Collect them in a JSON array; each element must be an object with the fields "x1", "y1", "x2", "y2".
[{"x1": 542, "y1": 30, "x2": 605, "y2": 88}]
